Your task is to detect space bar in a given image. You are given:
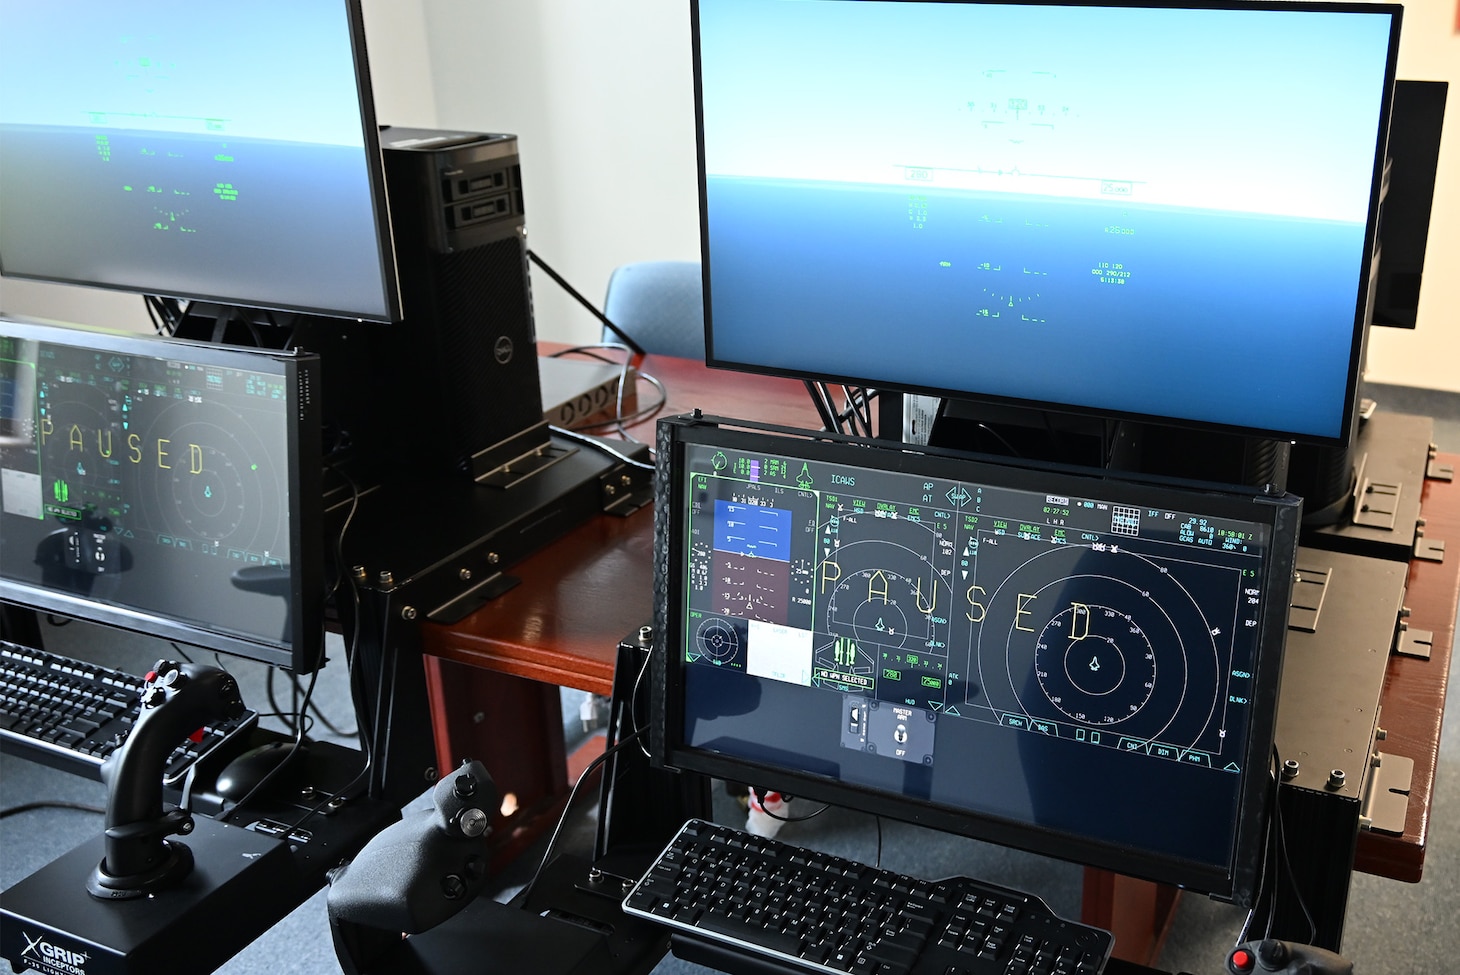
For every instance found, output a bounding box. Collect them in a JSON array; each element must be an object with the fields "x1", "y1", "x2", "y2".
[{"x1": 694, "y1": 912, "x2": 804, "y2": 957}]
